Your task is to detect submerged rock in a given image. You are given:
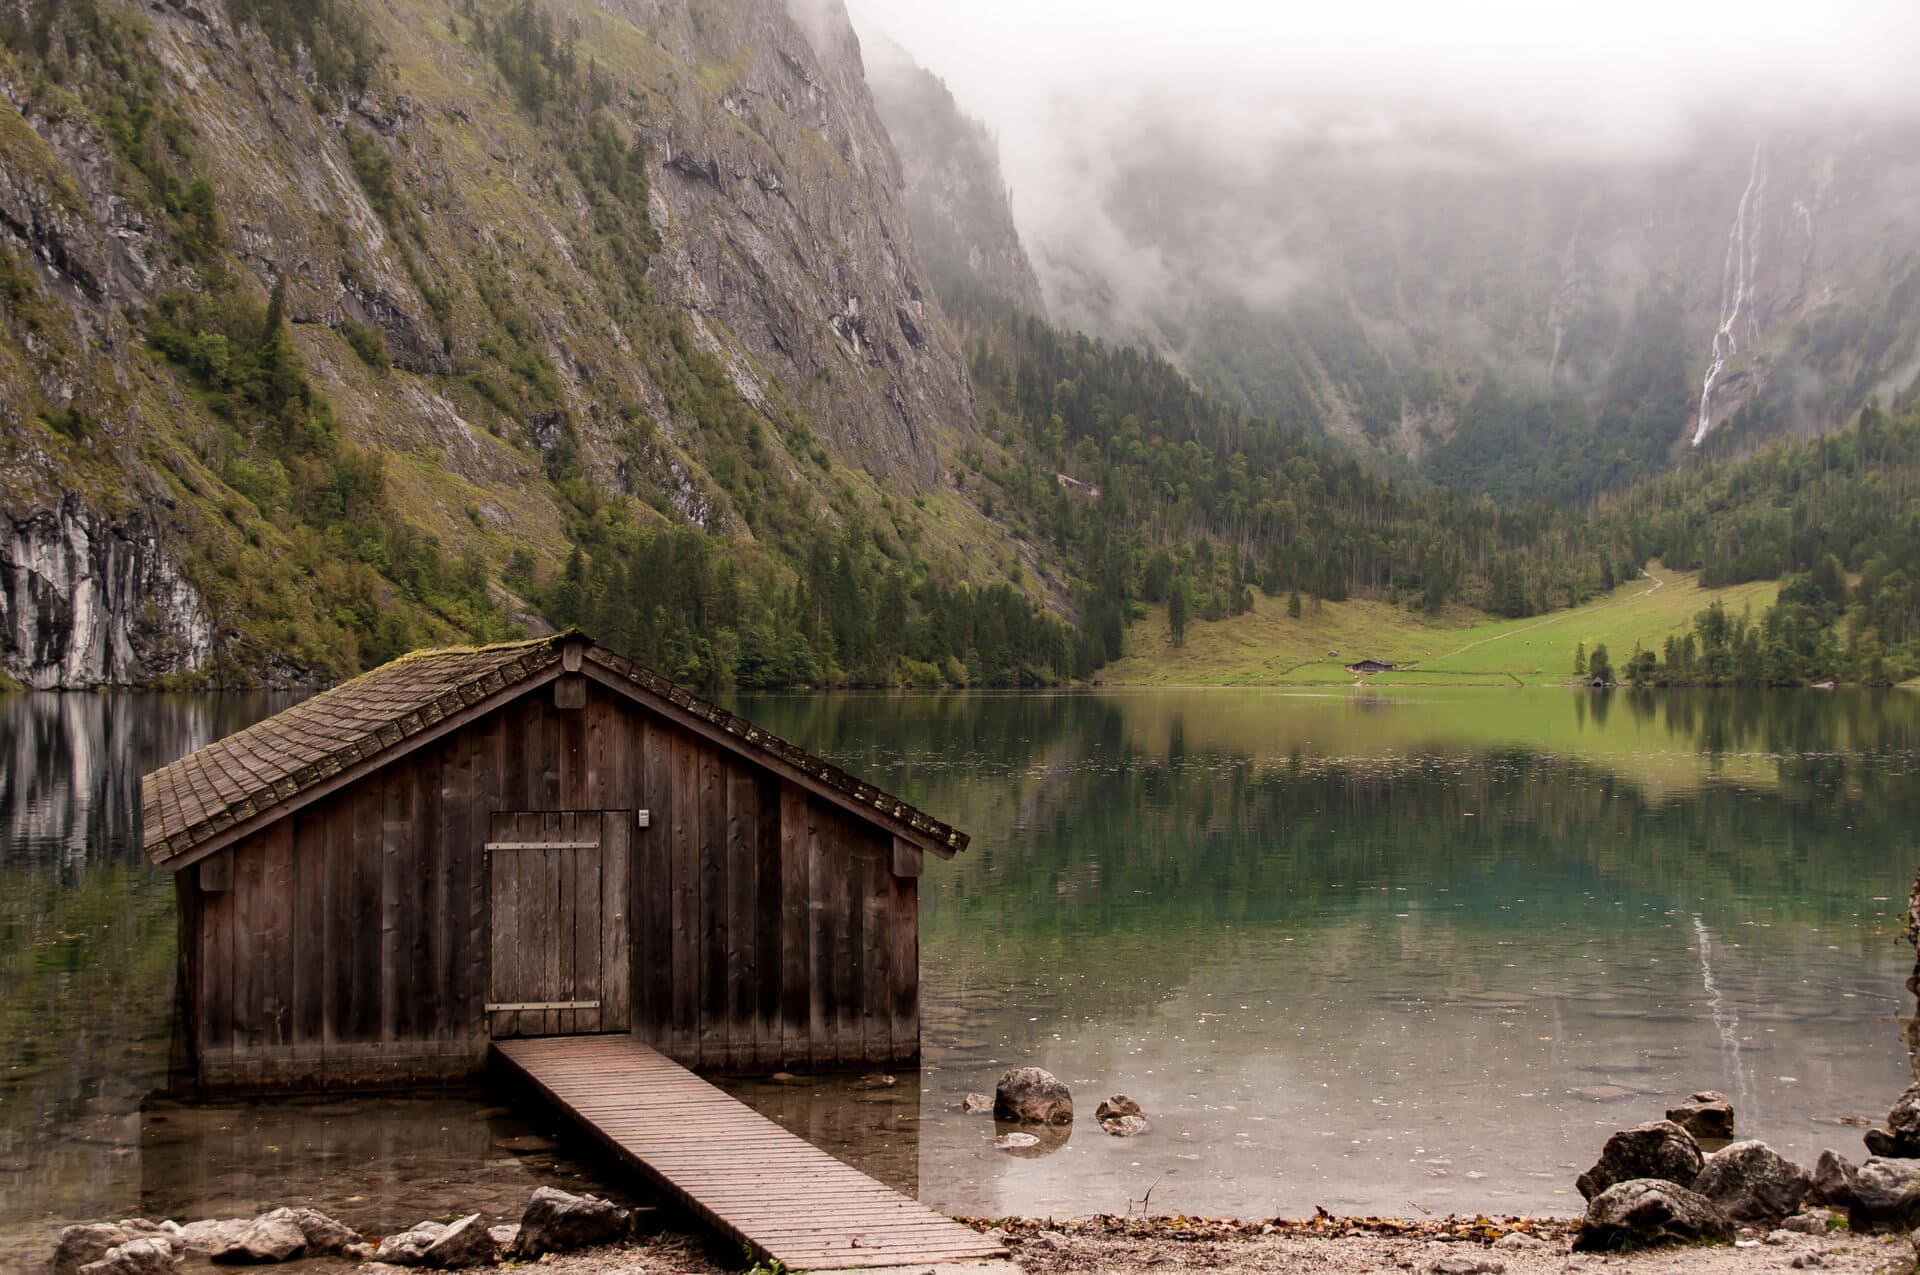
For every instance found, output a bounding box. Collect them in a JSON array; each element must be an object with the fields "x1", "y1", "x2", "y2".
[
  {"x1": 961, "y1": 1092, "x2": 994, "y2": 1114},
  {"x1": 1096, "y1": 1095, "x2": 1145, "y2": 1121},
  {"x1": 1690, "y1": 1140, "x2": 1811, "y2": 1224},
  {"x1": 509, "y1": 1187, "x2": 630, "y2": 1258},
  {"x1": 994, "y1": 1067, "x2": 1073, "y2": 1125},
  {"x1": 1099, "y1": 1114, "x2": 1150, "y2": 1137},
  {"x1": 1573, "y1": 1179, "x2": 1735, "y2": 1252},
  {"x1": 1575, "y1": 1121, "x2": 1704, "y2": 1201},
  {"x1": 1666, "y1": 1091, "x2": 1736, "y2": 1143}
]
